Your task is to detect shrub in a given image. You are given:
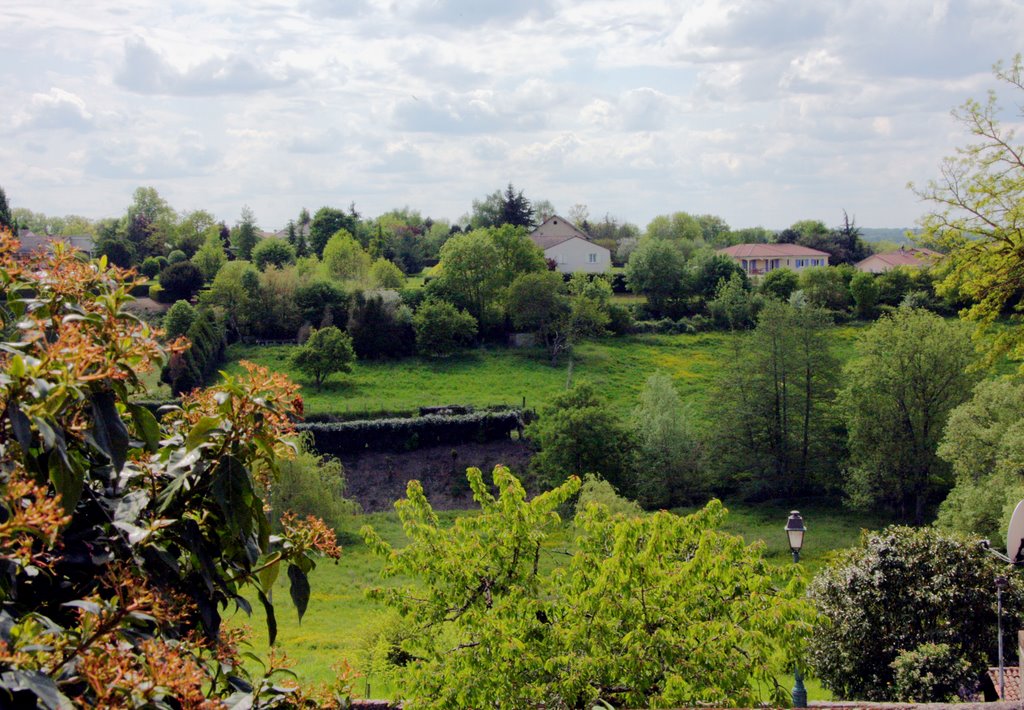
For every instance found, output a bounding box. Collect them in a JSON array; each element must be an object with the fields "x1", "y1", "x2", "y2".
[
  {"x1": 890, "y1": 643, "x2": 976, "y2": 703},
  {"x1": 167, "y1": 248, "x2": 187, "y2": 264},
  {"x1": 605, "y1": 302, "x2": 635, "y2": 334},
  {"x1": 163, "y1": 299, "x2": 197, "y2": 339},
  {"x1": 413, "y1": 300, "x2": 477, "y2": 356},
  {"x1": 849, "y1": 271, "x2": 879, "y2": 319},
  {"x1": 248, "y1": 265, "x2": 304, "y2": 339},
  {"x1": 574, "y1": 473, "x2": 642, "y2": 520},
  {"x1": 266, "y1": 437, "x2": 360, "y2": 533},
  {"x1": 158, "y1": 260, "x2": 204, "y2": 301},
  {"x1": 761, "y1": 267, "x2": 799, "y2": 301},
  {"x1": 148, "y1": 282, "x2": 166, "y2": 302},
  {"x1": 295, "y1": 279, "x2": 349, "y2": 328},
  {"x1": 371, "y1": 258, "x2": 406, "y2": 288},
  {"x1": 398, "y1": 287, "x2": 427, "y2": 311},
  {"x1": 140, "y1": 256, "x2": 162, "y2": 278},
  {"x1": 809, "y1": 525, "x2": 1024, "y2": 702},
  {"x1": 348, "y1": 294, "x2": 414, "y2": 359},
  {"x1": 525, "y1": 382, "x2": 636, "y2": 495},
  {"x1": 252, "y1": 237, "x2": 296, "y2": 271}
]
